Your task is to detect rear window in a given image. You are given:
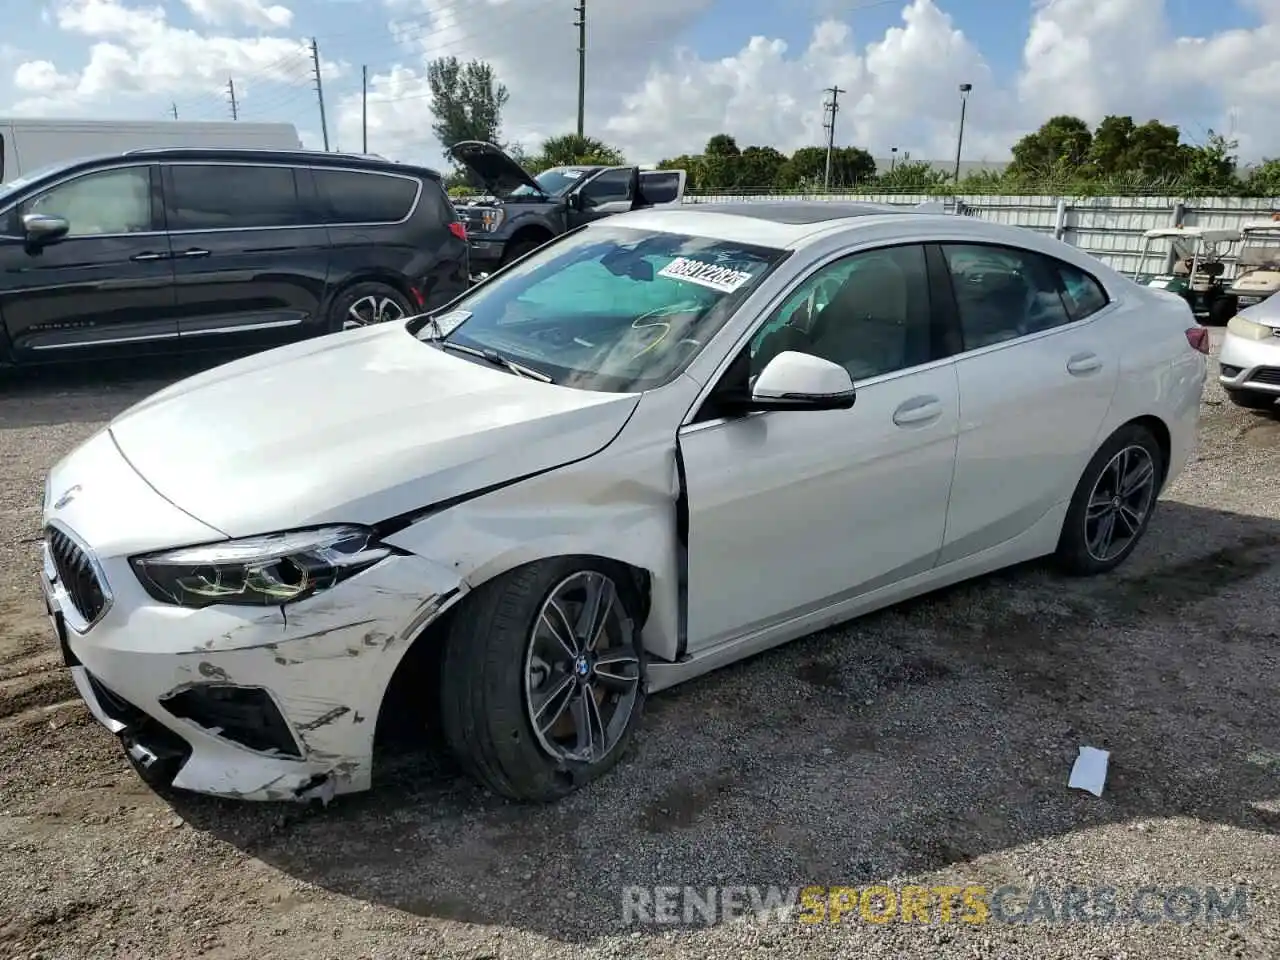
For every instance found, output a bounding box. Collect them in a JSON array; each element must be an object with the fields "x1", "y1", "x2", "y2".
[
  {"x1": 314, "y1": 169, "x2": 419, "y2": 224},
  {"x1": 167, "y1": 164, "x2": 303, "y2": 230}
]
